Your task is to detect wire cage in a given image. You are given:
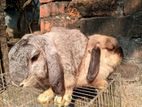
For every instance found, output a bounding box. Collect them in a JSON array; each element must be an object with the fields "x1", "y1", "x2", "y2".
[{"x1": 0, "y1": 60, "x2": 121, "y2": 107}]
